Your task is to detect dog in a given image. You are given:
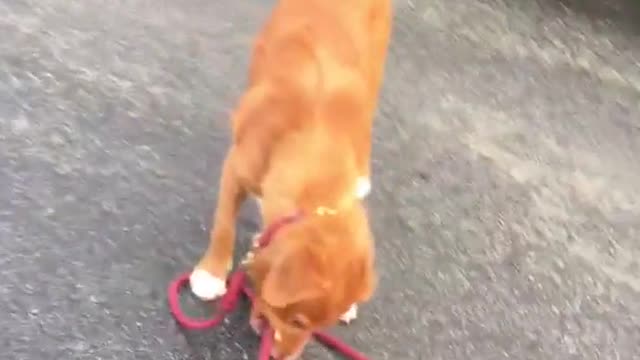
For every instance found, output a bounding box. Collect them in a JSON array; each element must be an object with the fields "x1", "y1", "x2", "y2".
[{"x1": 189, "y1": 0, "x2": 392, "y2": 358}]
